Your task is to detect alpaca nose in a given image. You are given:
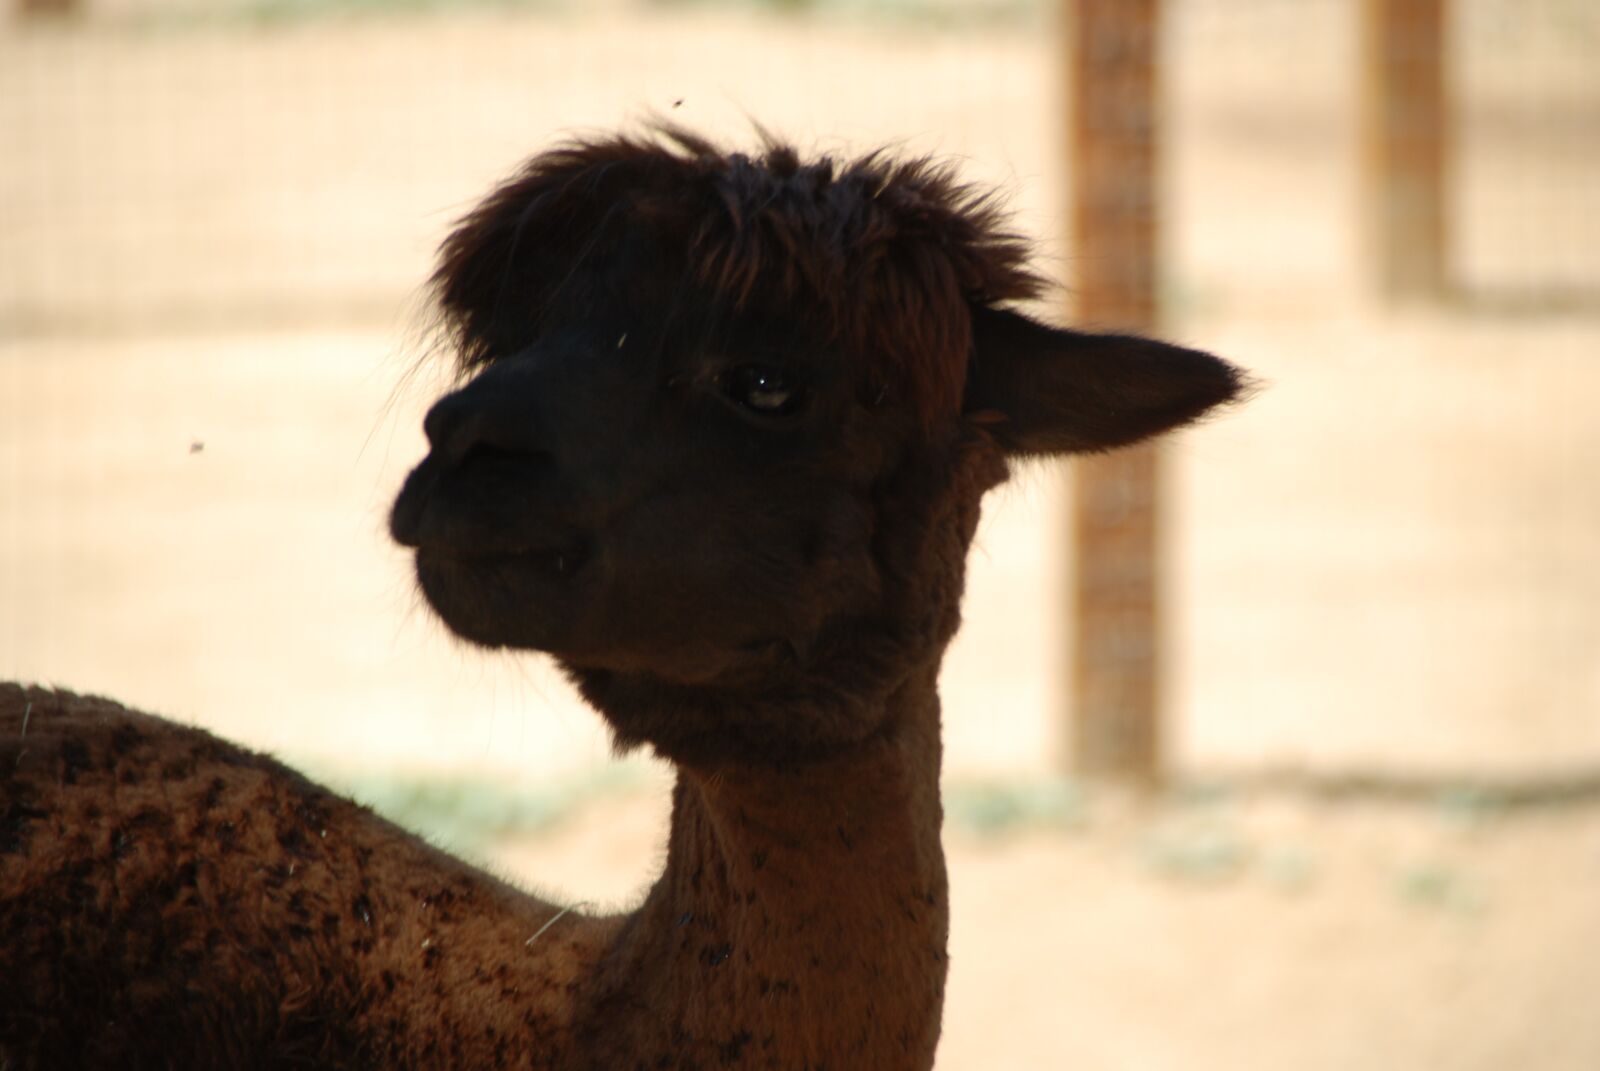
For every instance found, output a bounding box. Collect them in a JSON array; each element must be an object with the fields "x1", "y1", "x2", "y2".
[
  {"x1": 422, "y1": 377, "x2": 544, "y2": 470},
  {"x1": 421, "y1": 391, "x2": 480, "y2": 465},
  {"x1": 392, "y1": 366, "x2": 569, "y2": 552}
]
